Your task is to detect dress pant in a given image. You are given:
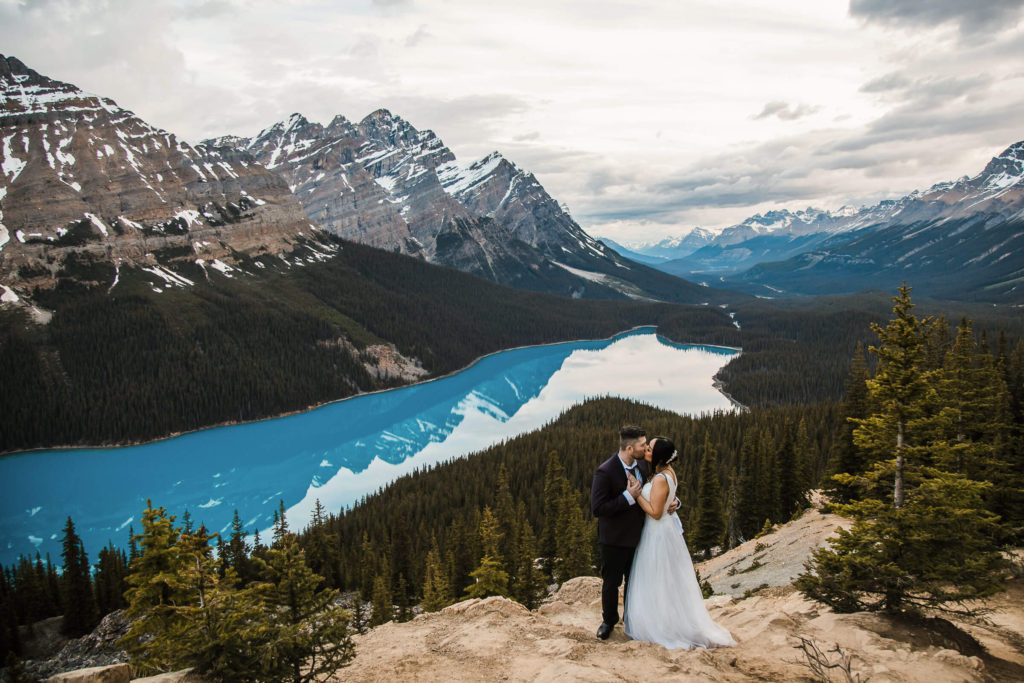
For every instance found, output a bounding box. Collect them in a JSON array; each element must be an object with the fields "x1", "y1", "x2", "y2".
[{"x1": 600, "y1": 543, "x2": 637, "y2": 626}]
